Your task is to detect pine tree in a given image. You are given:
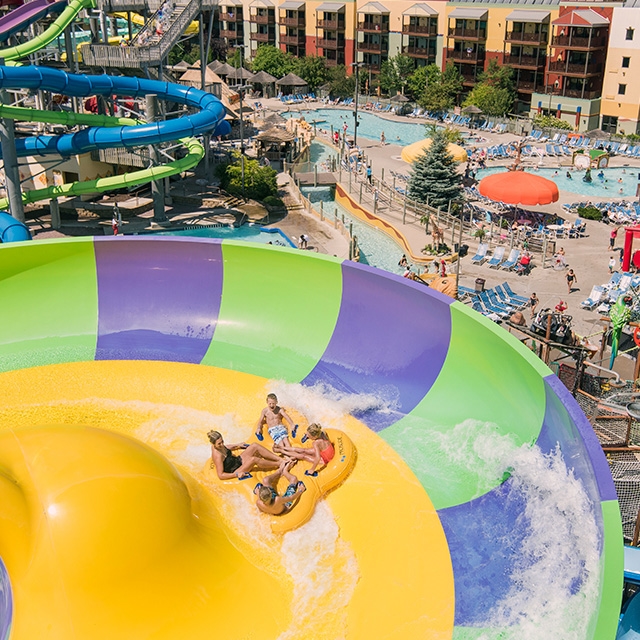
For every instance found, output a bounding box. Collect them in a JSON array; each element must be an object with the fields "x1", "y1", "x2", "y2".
[{"x1": 407, "y1": 132, "x2": 463, "y2": 209}]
